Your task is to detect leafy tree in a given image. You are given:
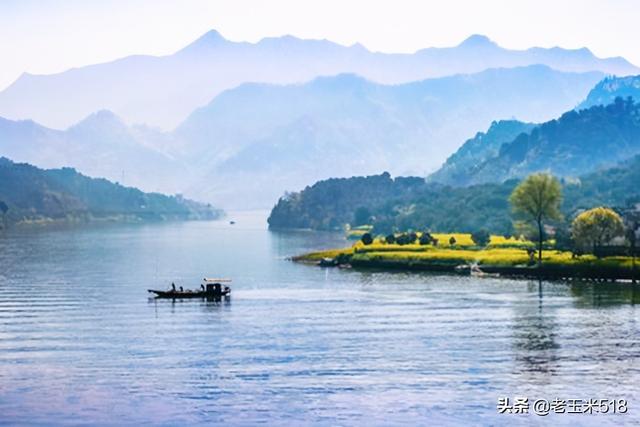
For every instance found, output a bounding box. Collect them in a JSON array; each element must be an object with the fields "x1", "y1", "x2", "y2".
[
  {"x1": 553, "y1": 224, "x2": 574, "y2": 252},
  {"x1": 396, "y1": 232, "x2": 417, "y2": 245},
  {"x1": 353, "y1": 206, "x2": 372, "y2": 226},
  {"x1": 419, "y1": 232, "x2": 433, "y2": 245},
  {"x1": 510, "y1": 173, "x2": 562, "y2": 265},
  {"x1": 471, "y1": 229, "x2": 490, "y2": 247},
  {"x1": 572, "y1": 207, "x2": 624, "y2": 255},
  {"x1": 449, "y1": 236, "x2": 457, "y2": 246},
  {"x1": 385, "y1": 234, "x2": 396, "y2": 244},
  {"x1": 361, "y1": 232, "x2": 373, "y2": 245},
  {"x1": 396, "y1": 234, "x2": 408, "y2": 245}
]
